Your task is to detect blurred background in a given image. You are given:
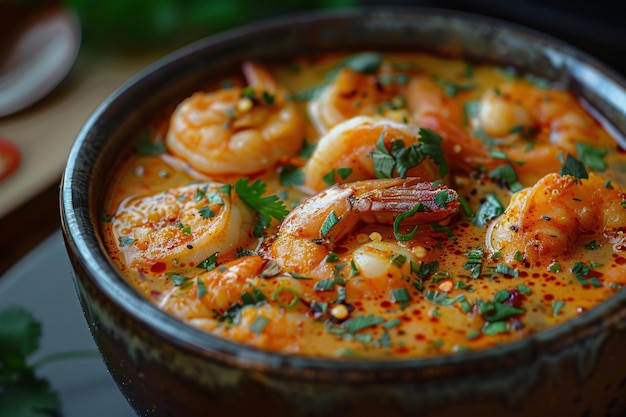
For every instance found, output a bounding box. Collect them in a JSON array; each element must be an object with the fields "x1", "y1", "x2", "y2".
[{"x1": 1, "y1": 0, "x2": 625, "y2": 274}]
